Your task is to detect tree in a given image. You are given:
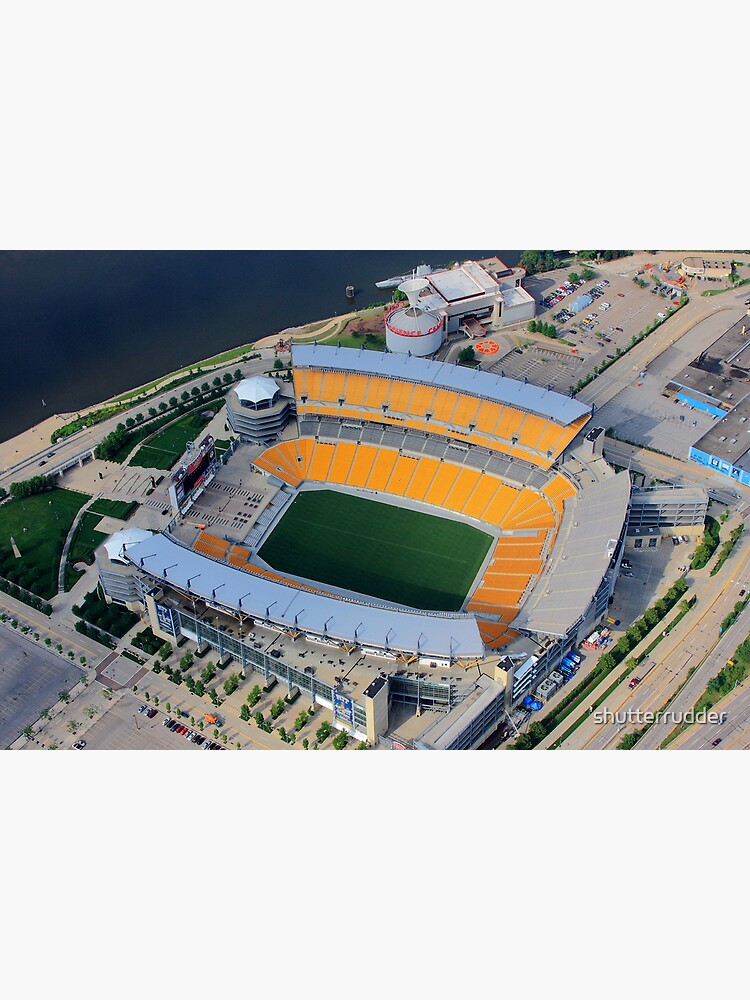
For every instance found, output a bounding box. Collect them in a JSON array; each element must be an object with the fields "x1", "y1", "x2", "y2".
[
  {"x1": 58, "y1": 690, "x2": 70, "y2": 703},
  {"x1": 180, "y1": 652, "x2": 194, "y2": 671},
  {"x1": 201, "y1": 382, "x2": 210, "y2": 393},
  {"x1": 125, "y1": 416, "x2": 136, "y2": 429},
  {"x1": 191, "y1": 386, "x2": 200, "y2": 398},
  {"x1": 269, "y1": 697, "x2": 285, "y2": 720},
  {"x1": 233, "y1": 369, "x2": 243, "y2": 381},
  {"x1": 159, "y1": 641, "x2": 172, "y2": 660},
  {"x1": 247, "y1": 684, "x2": 261, "y2": 707},
  {"x1": 158, "y1": 401, "x2": 168, "y2": 412},
  {"x1": 223, "y1": 673, "x2": 240, "y2": 696},
  {"x1": 169, "y1": 396, "x2": 179, "y2": 408},
  {"x1": 223, "y1": 372, "x2": 233, "y2": 383},
  {"x1": 458, "y1": 346, "x2": 476, "y2": 365},
  {"x1": 135, "y1": 412, "x2": 144, "y2": 423},
  {"x1": 212, "y1": 377, "x2": 222, "y2": 387},
  {"x1": 201, "y1": 662, "x2": 216, "y2": 684},
  {"x1": 528, "y1": 721, "x2": 547, "y2": 744},
  {"x1": 254, "y1": 711, "x2": 264, "y2": 727},
  {"x1": 332, "y1": 730, "x2": 348, "y2": 750},
  {"x1": 581, "y1": 266, "x2": 596, "y2": 281},
  {"x1": 510, "y1": 733, "x2": 533, "y2": 750},
  {"x1": 294, "y1": 711, "x2": 308, "y2": 732},
  {"x1": 194, "y1": 680, "x2": 205, "y2": 697},
  {"x1": 240, "y1": 704, "x2": 251, "y2": 722},
  {"x1": 568, "y1": 271, "x2": 580, "y2": 284},
  {"x1": 316, "y1": 721, "x2": 333, "y2": 743},
  {"x1": 21, "y1": 725, "x2": 33, "y2": 738},
  {"x1": 185, "y1": 676, "x2": 195, "y2": 693},
  {"x1": 302, "y1": 738, "x2": 309, "y2": 749},
  {"x1": 273, "y1": 359, "x2": 284, "y2": 370}
]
